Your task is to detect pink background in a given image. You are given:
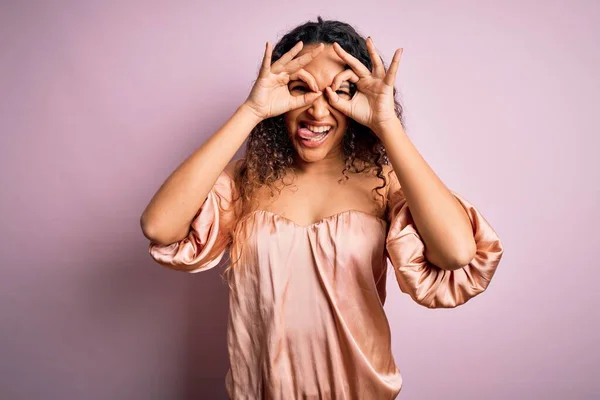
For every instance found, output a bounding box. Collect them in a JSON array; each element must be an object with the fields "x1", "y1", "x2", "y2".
[{"x1": 1, "y1": 0, "x2": 598, "y2": 399}]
